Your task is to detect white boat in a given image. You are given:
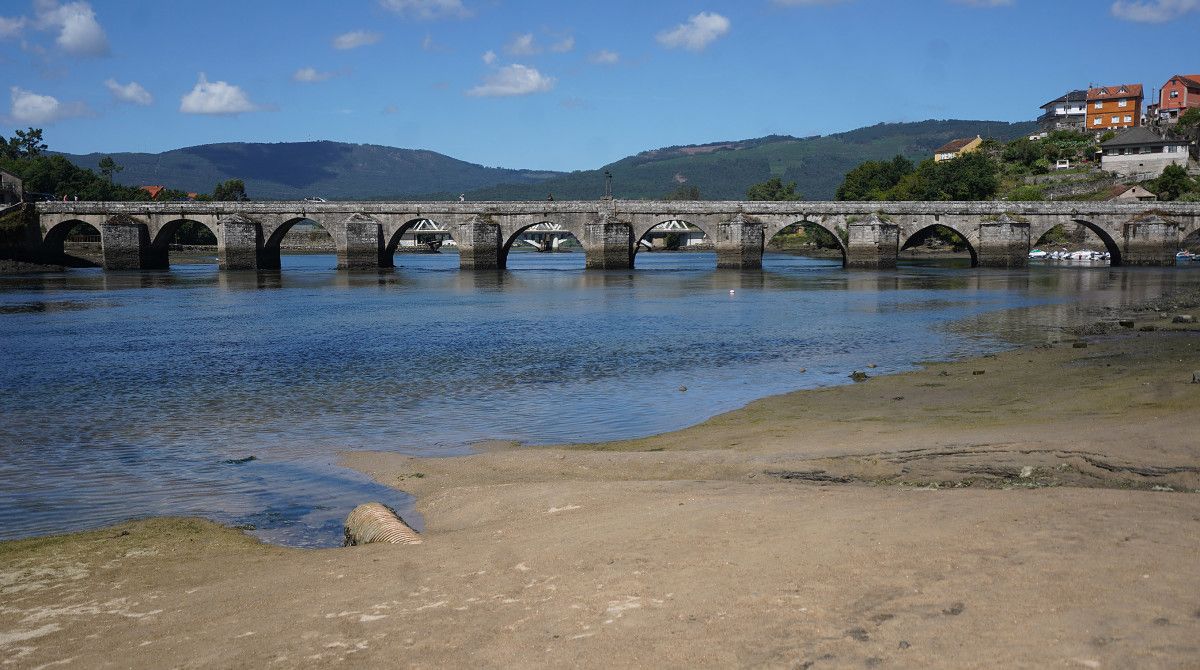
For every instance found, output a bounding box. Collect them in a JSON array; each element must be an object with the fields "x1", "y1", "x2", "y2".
[
  {"x1": 1176, "y1": 250, "x2": 1196, "y2": 262},
  {"x1": 1028, "y1": 249, "x2": 1048, "y2": 259}
]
